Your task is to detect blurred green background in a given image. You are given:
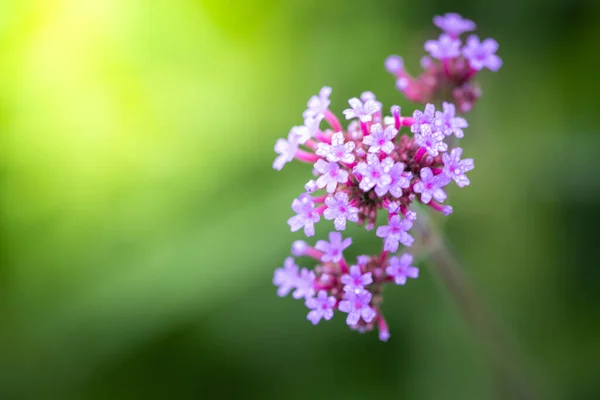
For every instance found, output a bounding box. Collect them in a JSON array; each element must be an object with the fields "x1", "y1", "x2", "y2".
[{"x1": 1, "y1": 0, "x2": 600, "y2": 399}]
